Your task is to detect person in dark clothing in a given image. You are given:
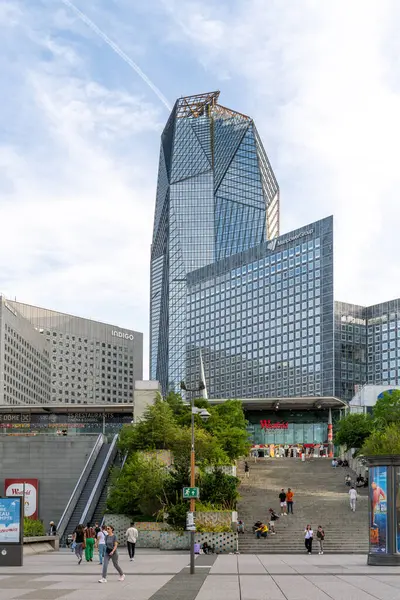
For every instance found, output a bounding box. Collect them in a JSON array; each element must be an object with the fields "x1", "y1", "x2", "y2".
[
  {"x1": 268, "y1": 508, "x2": 279, "y2": 534},
  {"x1": 73, "y1": 524, "x2": 85, "y2": 565},
  {"x1": 252, "y1": 520, "x2": 263, "y2": 534},
  {"x1": 279, "y1": 489, "x2": 287, "y2": 515},
  {"x1": 49, "y1": 521, "x2": 57, "y2": 536}
]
